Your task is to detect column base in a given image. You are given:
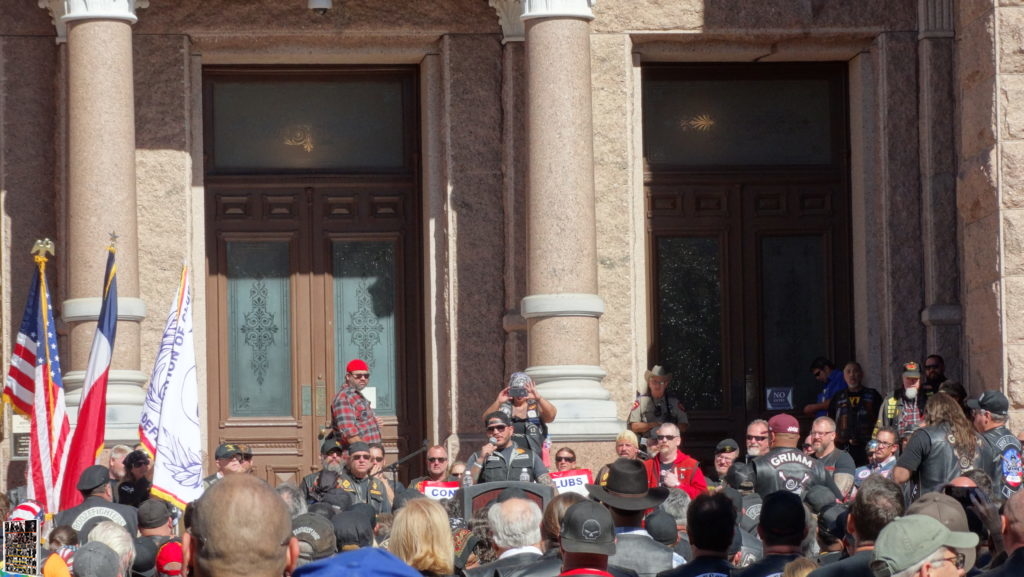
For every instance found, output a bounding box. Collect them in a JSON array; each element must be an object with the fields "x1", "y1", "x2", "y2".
[
  {"x1": 64, "y1": 369, "x2": 148, "y2": 446},
  {"x1": 526, "y1": 364, "x2": 625, "y2": 440}
]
